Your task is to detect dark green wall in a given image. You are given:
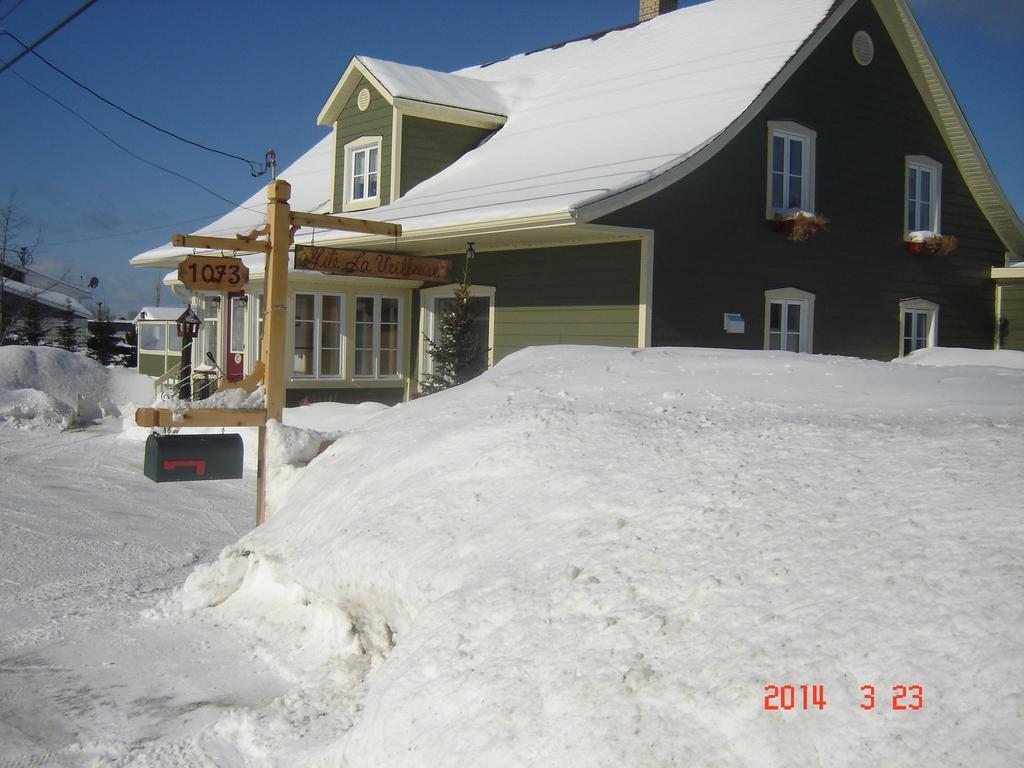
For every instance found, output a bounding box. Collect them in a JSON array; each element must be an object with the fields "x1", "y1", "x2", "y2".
[
  {"x1": 333, "y1": 77, "x2": 392, "y2": 209},
  {"x1": 400, "y1": 117, "x2": 492, "y2": 197},
  {"x1": 598, "y1": 0, "x2": 1004, "y2": 360}
]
